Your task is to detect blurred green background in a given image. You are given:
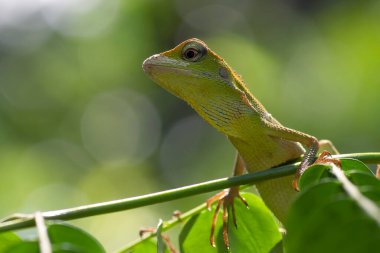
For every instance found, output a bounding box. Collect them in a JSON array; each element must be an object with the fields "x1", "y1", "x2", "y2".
[{"x1": 0, "y1": 0, "x2": 379, "y2": 251}]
